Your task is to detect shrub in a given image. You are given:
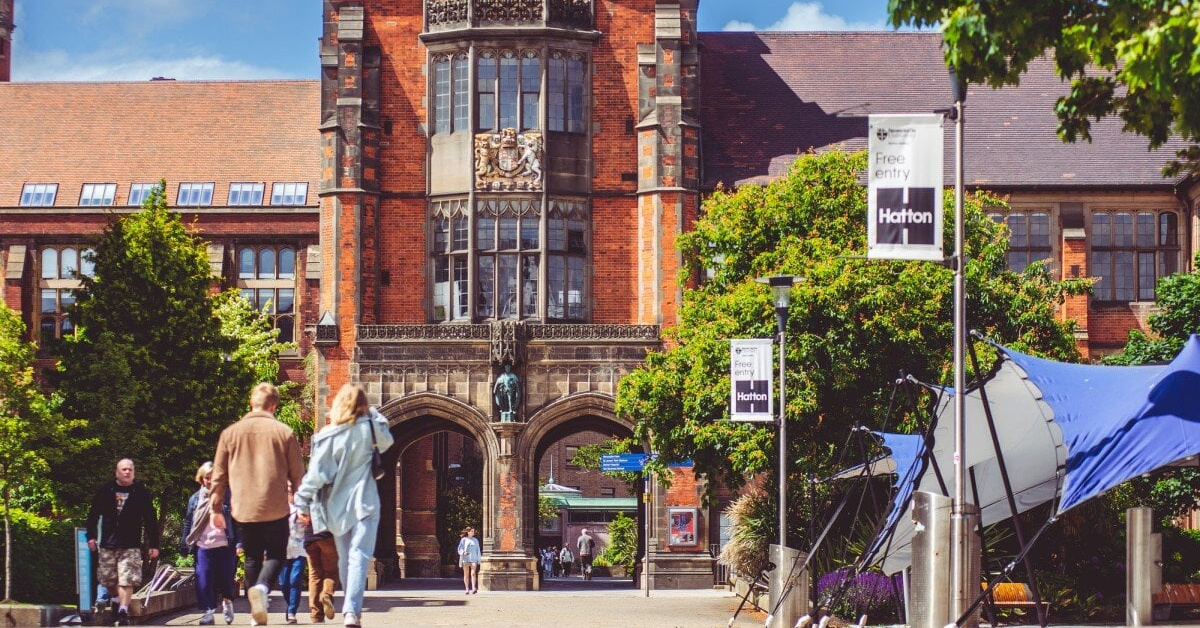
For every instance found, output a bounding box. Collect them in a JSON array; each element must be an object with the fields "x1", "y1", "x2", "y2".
[
  {"x1": 0, "y1": 509, "x2": 76, "y2": 603},
  {"x1": 594, "y1": 513, "x2": 637, "y2": 569},
  {"x1": 816, "y1": 567, "x2": 902, "y2": 624},
  {"x1": 719, "y1": 489, "x2": 772, "y2": 580}
]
